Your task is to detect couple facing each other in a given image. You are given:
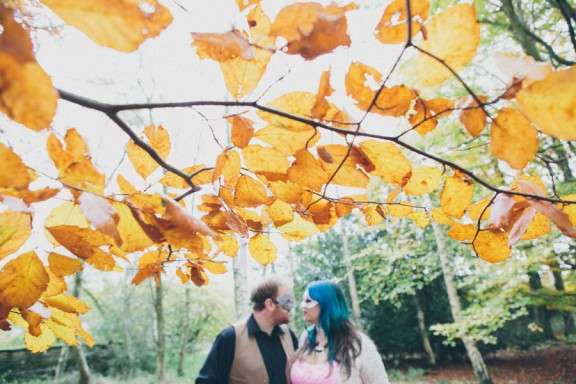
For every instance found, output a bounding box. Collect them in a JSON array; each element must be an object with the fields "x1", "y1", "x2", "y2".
[{"x1": 196, "y1": 277, "x2": 390, "y2": 384}]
